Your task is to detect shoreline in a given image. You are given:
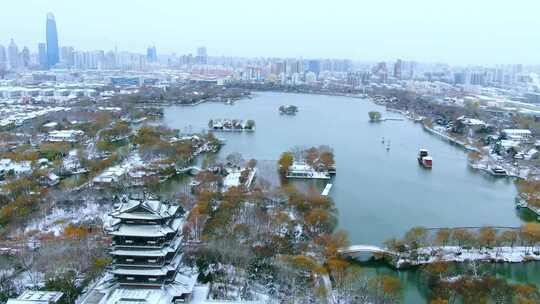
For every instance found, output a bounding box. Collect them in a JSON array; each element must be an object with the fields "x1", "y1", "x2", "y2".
[
  {"x1": 383, "y1": 105, "x2": 534, "y2": 181},
  {"x1": 392, "y1": 246, "x2": 540, "y2": 269},
  {"x1": 342, "y1": 245, "x2": 540, "y2": 269}
]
